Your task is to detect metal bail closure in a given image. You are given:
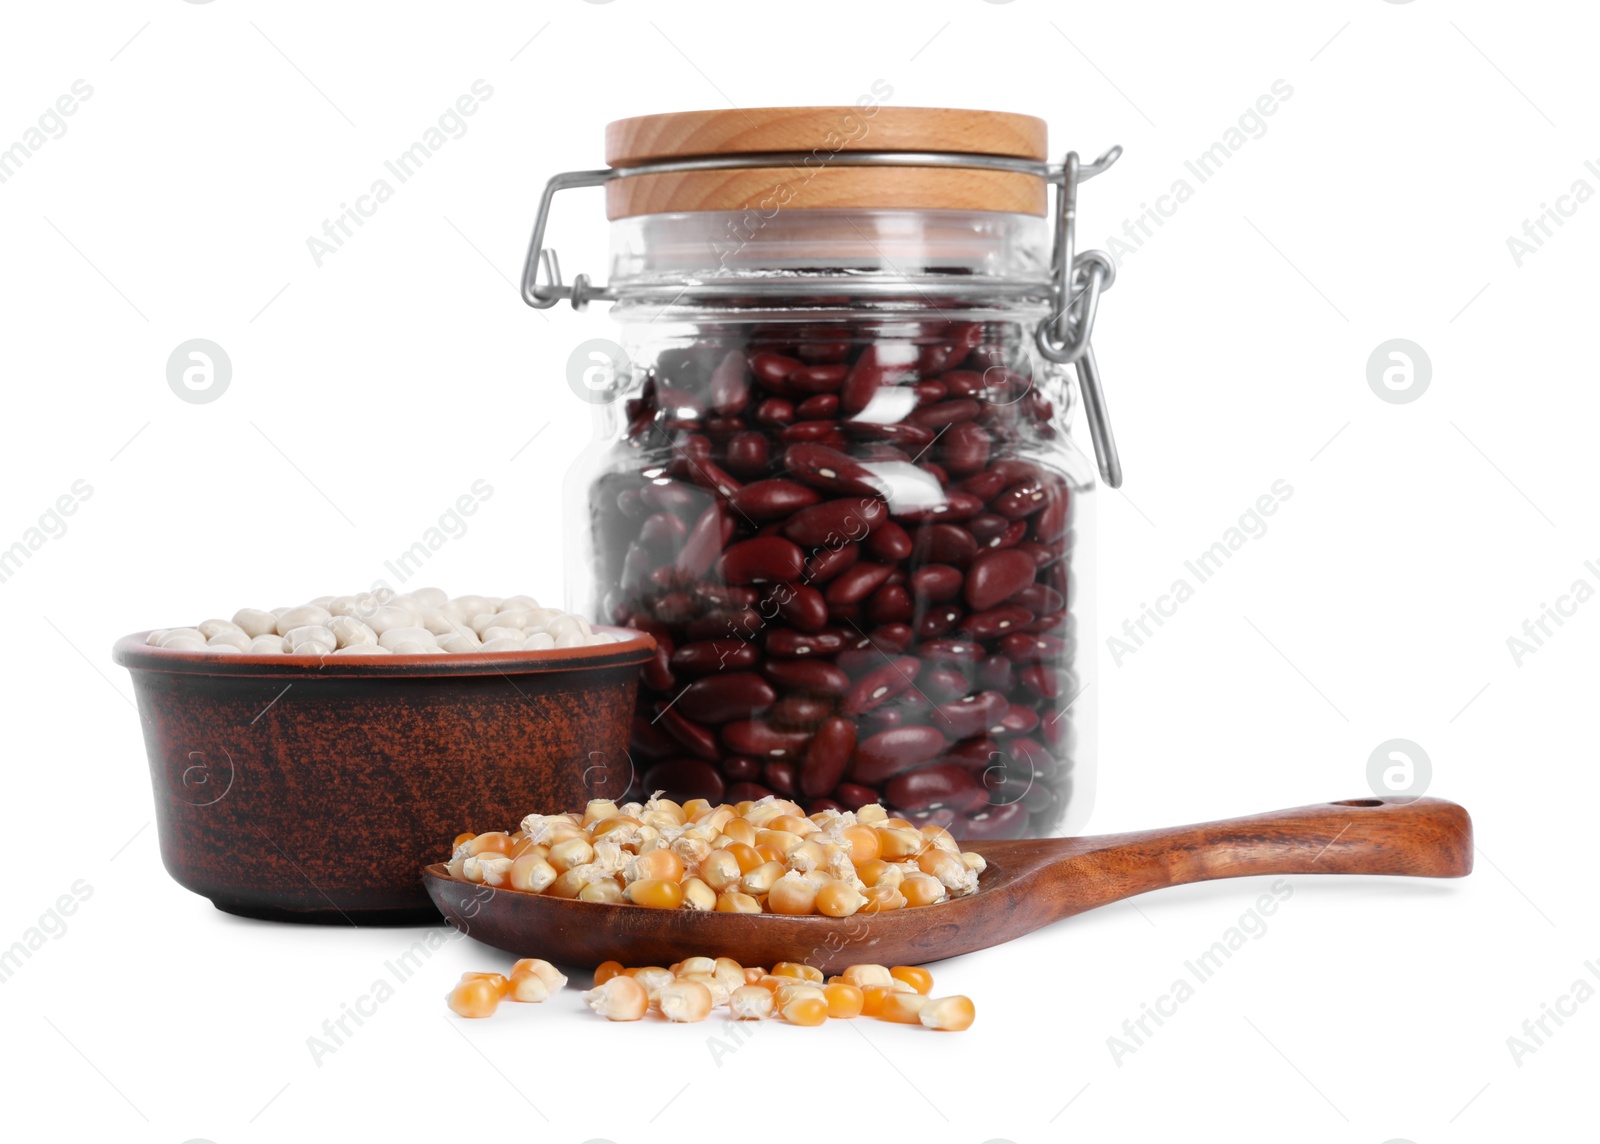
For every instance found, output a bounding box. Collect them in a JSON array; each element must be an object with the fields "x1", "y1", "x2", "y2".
[{"x1": 1035, "y1": 148, "x2": 1123, "y2": 488}]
